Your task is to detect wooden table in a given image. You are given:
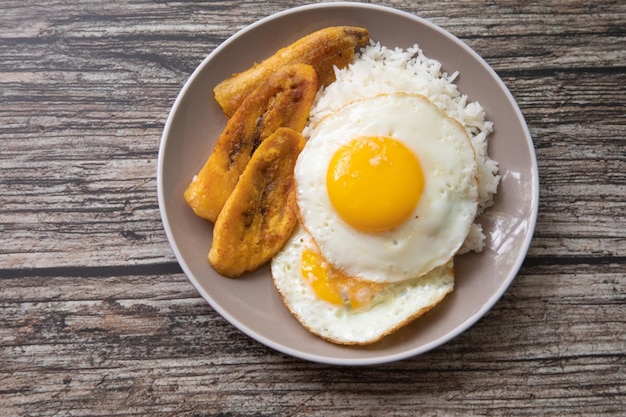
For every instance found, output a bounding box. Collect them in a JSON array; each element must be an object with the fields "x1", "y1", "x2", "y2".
[{"x1": 2, "y1": 1, "x2": 624, "y2": 415}]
